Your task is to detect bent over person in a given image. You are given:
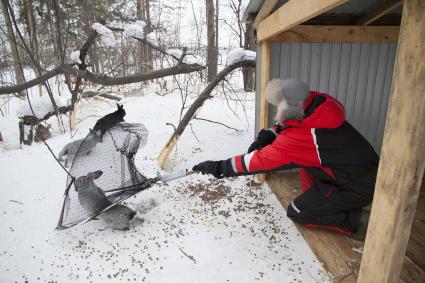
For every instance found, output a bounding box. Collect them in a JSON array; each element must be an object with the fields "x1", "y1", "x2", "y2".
[{"x1": 192, "y1": 78, "x2": 378, "y2": 241}]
